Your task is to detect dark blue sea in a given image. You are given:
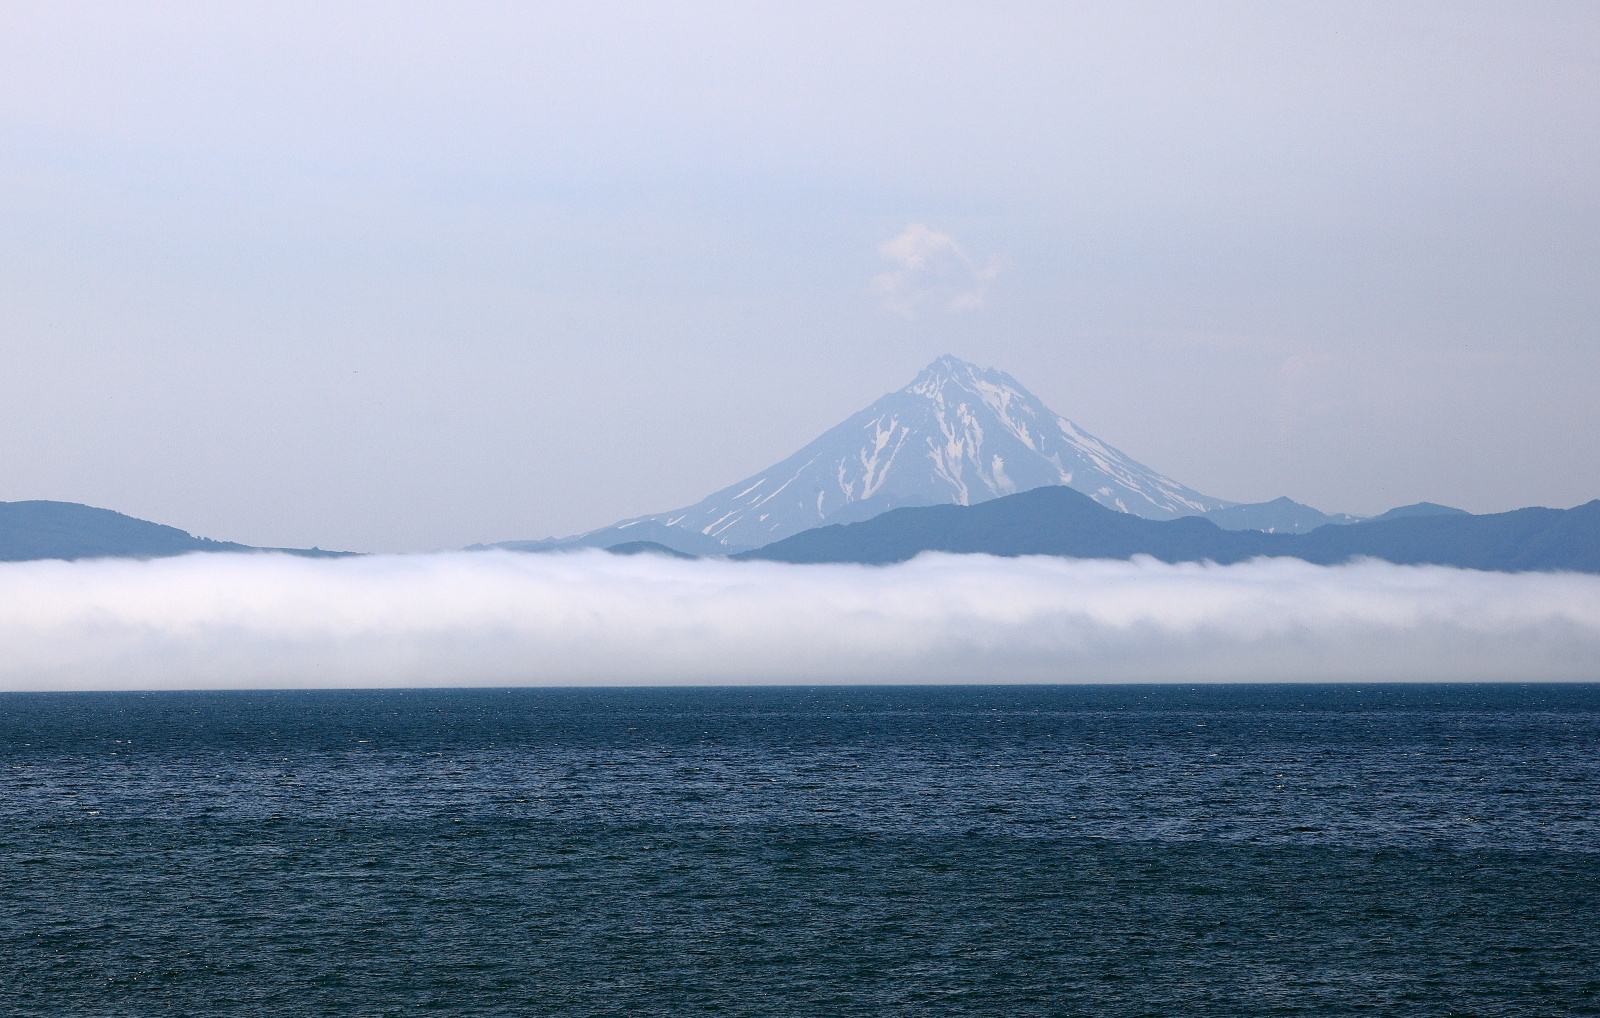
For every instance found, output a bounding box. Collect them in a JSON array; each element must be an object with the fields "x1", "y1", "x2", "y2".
[{"x1": 1, "y1": 684, "x2": 1596, "y2": 1016}]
